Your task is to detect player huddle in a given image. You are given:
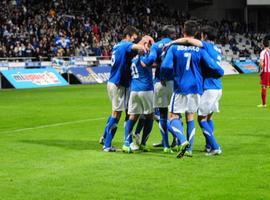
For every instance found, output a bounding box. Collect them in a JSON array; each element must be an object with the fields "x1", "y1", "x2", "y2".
[{"x1": 99, "y1": 20, "x2": 224, "y2": 158}]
